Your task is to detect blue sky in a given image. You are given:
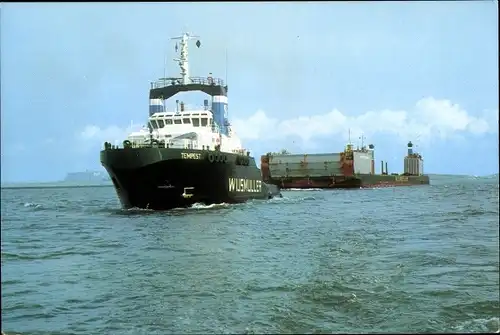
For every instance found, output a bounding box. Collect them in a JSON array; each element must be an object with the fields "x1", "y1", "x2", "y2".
[{"x1": 1, "y1": 2, "x2": 498, "y2": 182}]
